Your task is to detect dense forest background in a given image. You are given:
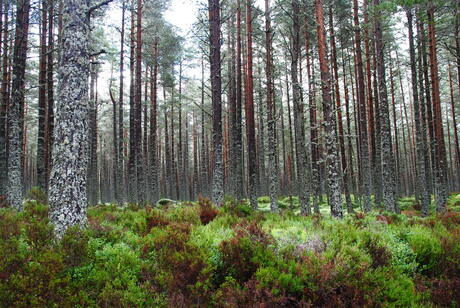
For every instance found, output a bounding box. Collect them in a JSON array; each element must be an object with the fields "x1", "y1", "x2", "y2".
[{"x1": 0, "y1": 0, "x2": 459, "y2": 220}]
